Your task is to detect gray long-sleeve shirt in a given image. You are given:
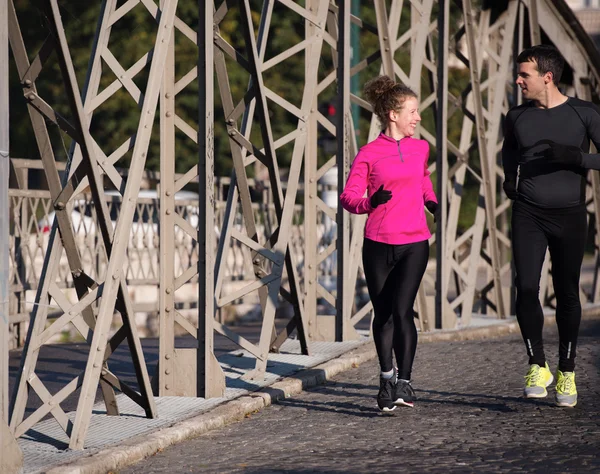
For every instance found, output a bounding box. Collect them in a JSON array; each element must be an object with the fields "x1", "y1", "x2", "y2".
[{"x1": 502, "y1": 97, "x2": 600, "y2": 208}]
